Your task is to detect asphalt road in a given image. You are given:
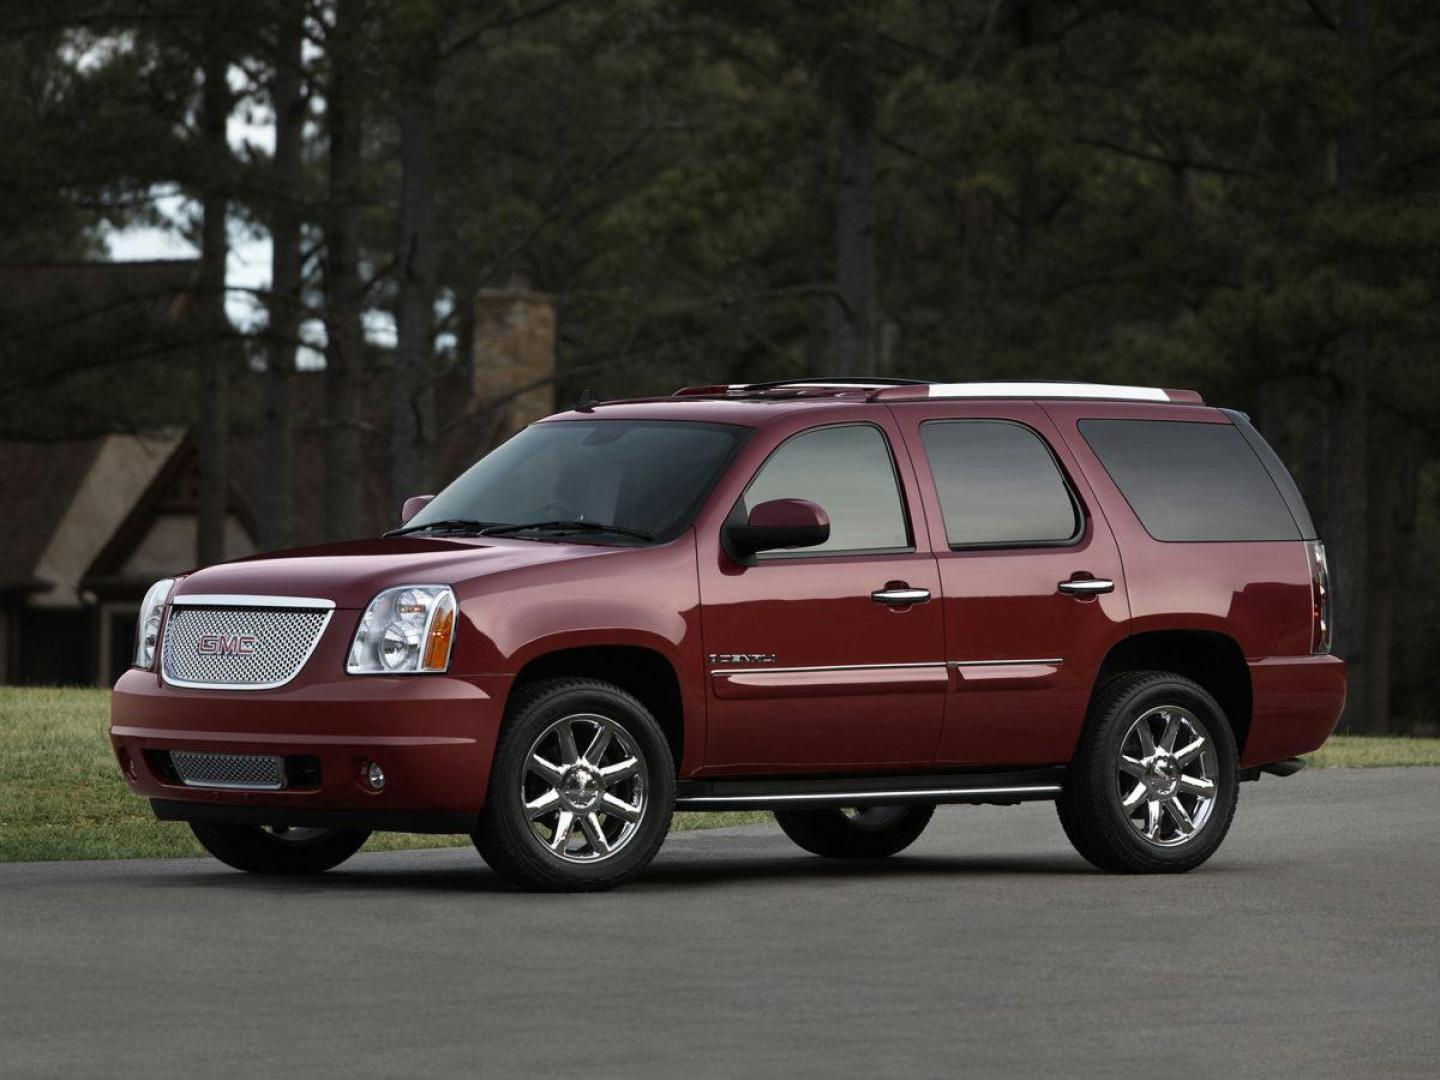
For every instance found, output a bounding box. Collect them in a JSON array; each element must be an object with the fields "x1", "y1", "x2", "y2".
[{"x1": 2, "y1": 768, "x2": 1437, "y2": 1079}]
